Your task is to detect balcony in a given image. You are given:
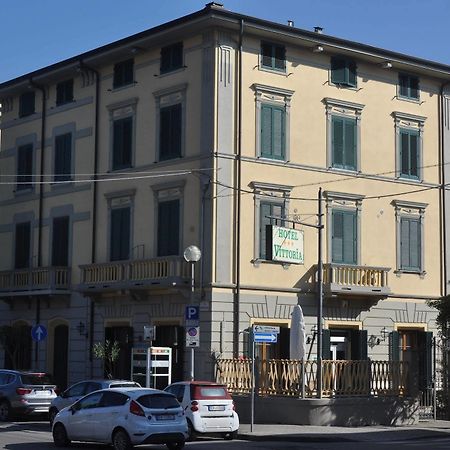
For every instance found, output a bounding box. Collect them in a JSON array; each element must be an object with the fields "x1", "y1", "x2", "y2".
[
  {"x1": 0, "y1": 267, "x2": 71, "y2": 297},
  {"x1": 78, "y1": 256, "x2": 191, "y2": 293},
  {"x1": 322, "y1": 263, "x2": 391, "y2": 298}
]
